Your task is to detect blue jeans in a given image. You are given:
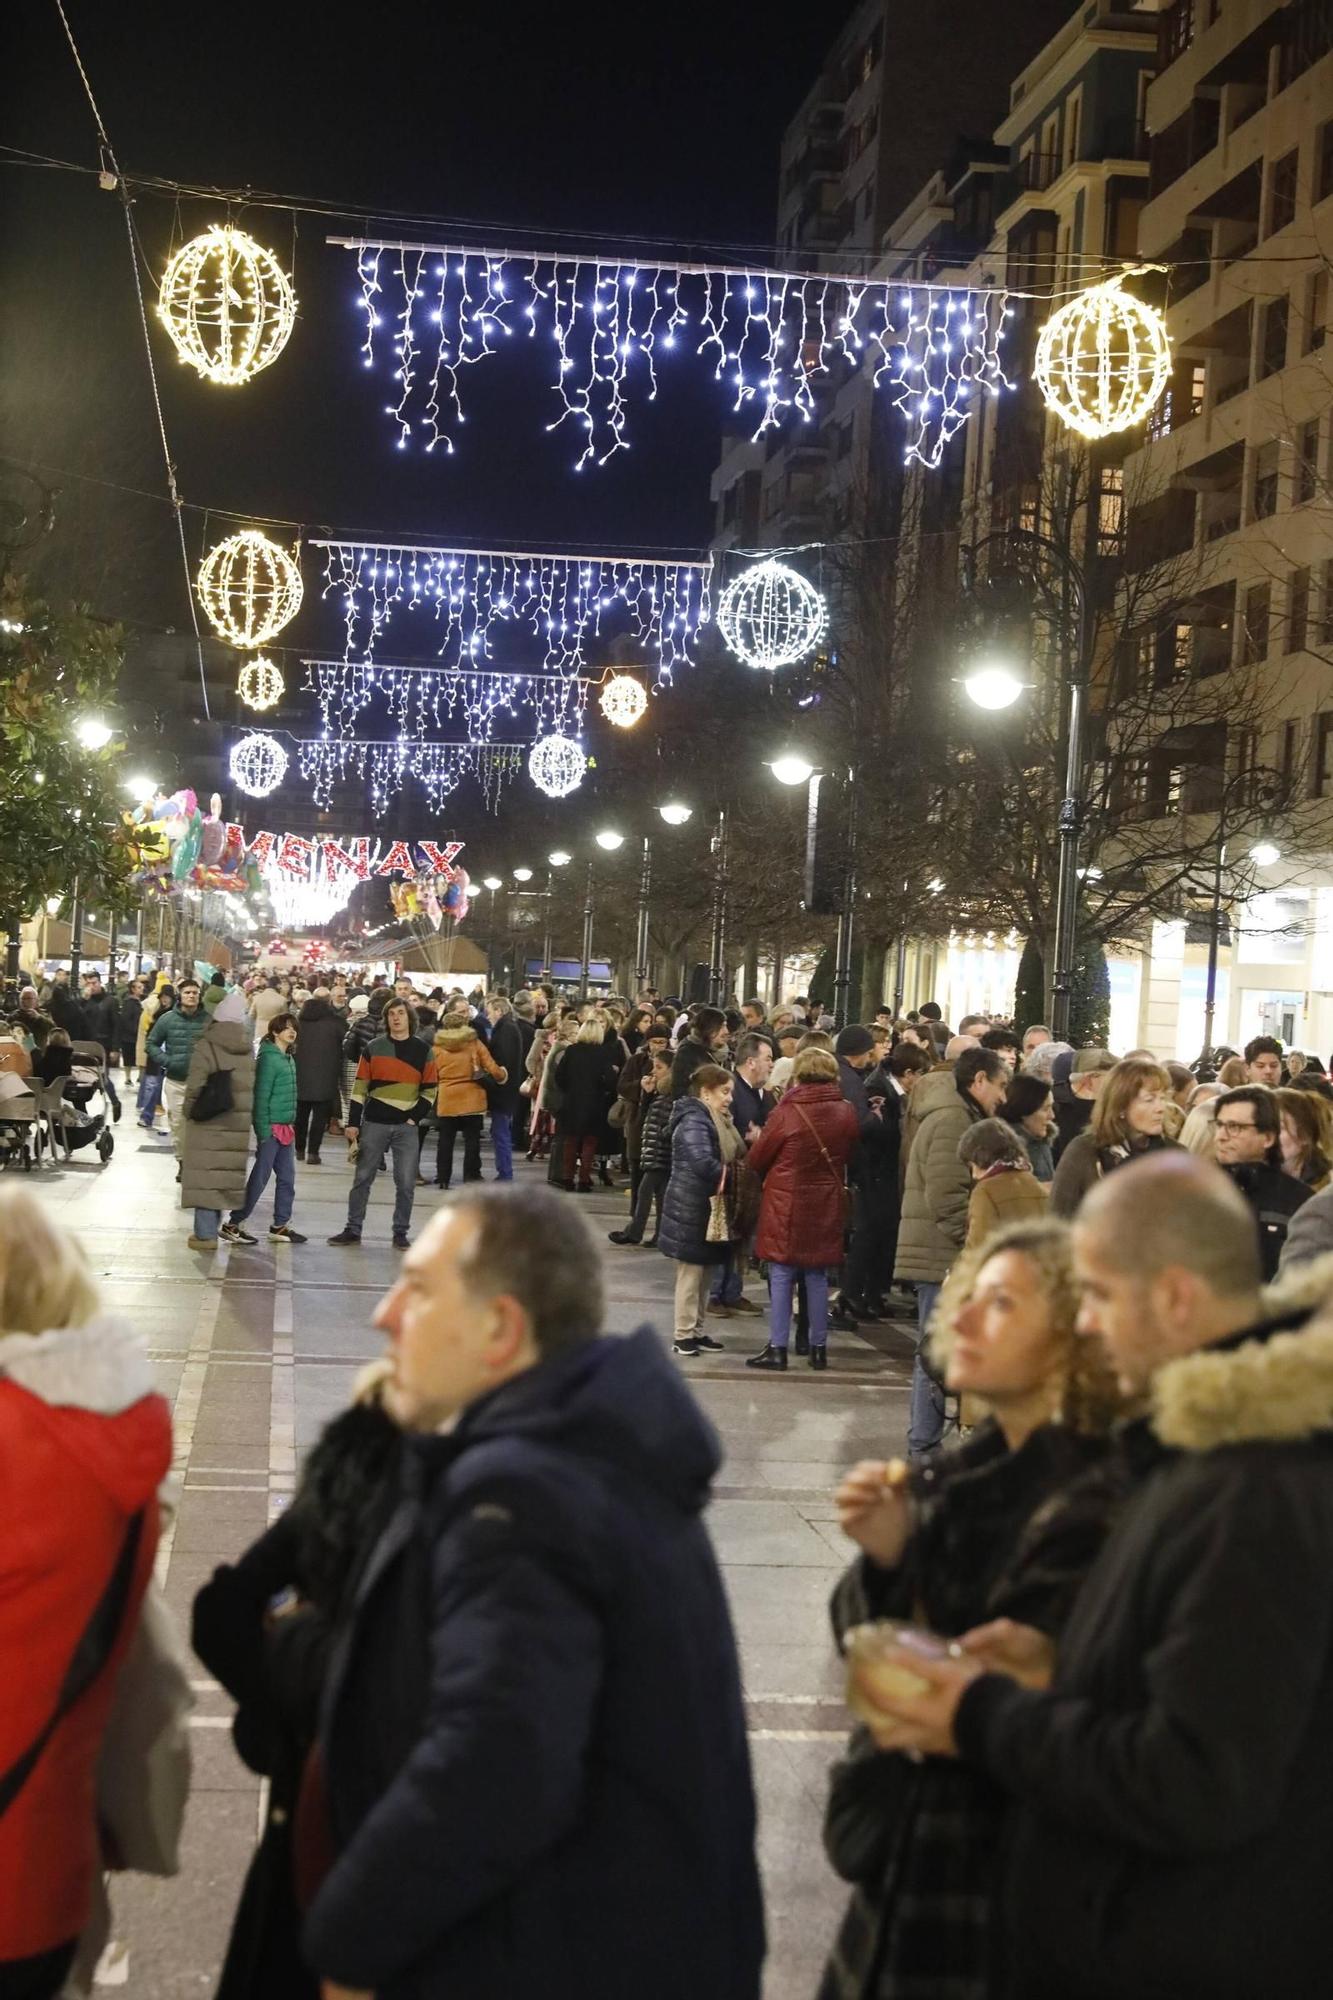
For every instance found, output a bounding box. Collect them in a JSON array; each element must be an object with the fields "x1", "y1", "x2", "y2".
[
  {"x1": 910, "y1": 1281, "x2": 946, "y2": 1456},
  {"x1": 769, "y1": 1263, "x2": 829, "y2": 1349},
  {"x1": 709, "y1": 1245, "x2": 745, "y2": 1305},
  {"x1": 193, "y1": 1207, "x2": 220, "y2": 1243},
  {"x1": 490, "y1": 1109, "x2": 513, "y2": 1181},
  {"x1": 346, "y1": 1121, "x2": 419, "y2": 1237},
  {"x1": 137, "y1": 1065, "x2": 163, "y2": 1124},
  {"x1": 231, "y1": 1134, "x2": 295, "y2": 1229}
]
